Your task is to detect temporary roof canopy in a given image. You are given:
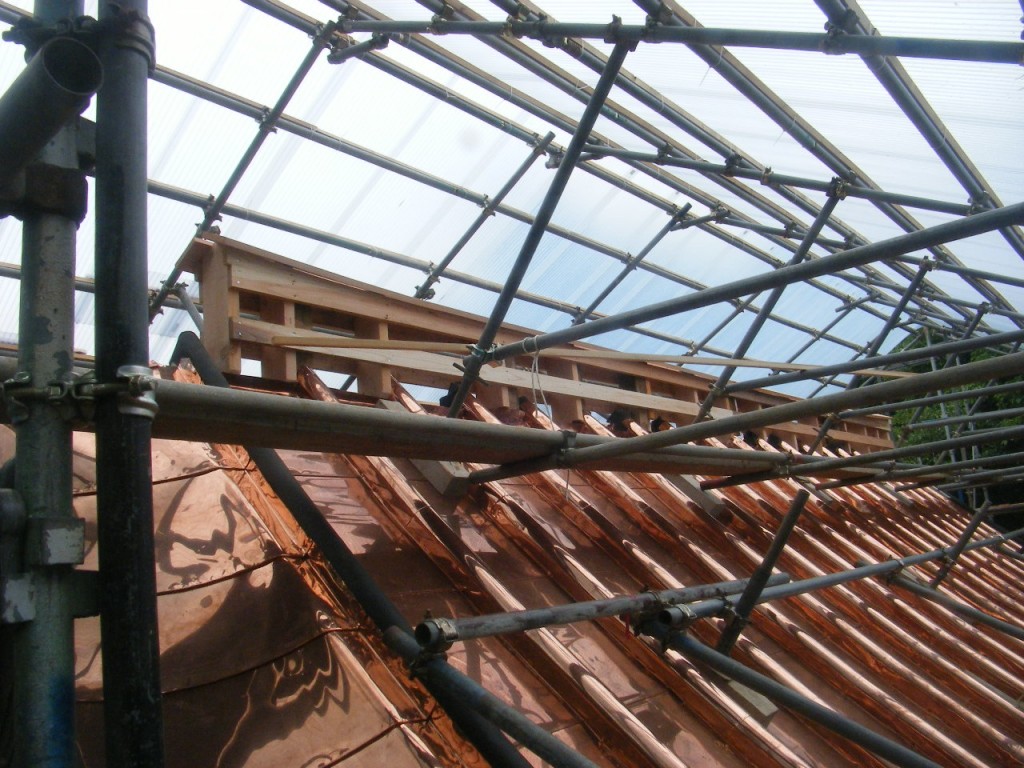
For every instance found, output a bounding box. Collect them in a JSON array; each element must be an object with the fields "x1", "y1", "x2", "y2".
[{"x1": 0, "y1": 0, "x2": 1022, "y2": 397}]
